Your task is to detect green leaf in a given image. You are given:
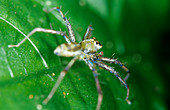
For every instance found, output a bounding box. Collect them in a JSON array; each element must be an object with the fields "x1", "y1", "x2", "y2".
[{"x1": 0, "y1": 0, "x2": 168, "y2": 110}]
